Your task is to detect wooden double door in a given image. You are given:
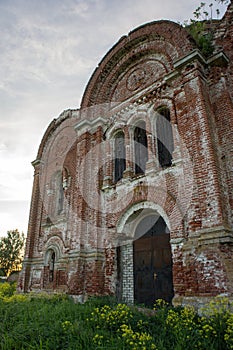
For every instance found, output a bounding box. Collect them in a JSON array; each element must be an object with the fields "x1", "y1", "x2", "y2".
[{"x1": 133, "y1": 216, "x2": 174, "y2": 307}]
